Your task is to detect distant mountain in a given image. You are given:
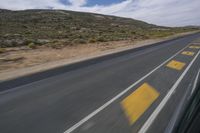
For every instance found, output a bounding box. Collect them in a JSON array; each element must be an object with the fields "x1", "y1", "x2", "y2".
[
  {"x1": 0, "y1": 9, "x2": 10, "y2": 12},
  {"x1": 0, "y1": 9, "x2": 199, "y2": 48},
  {"x1": 184, "y1": 25, "x2": 200, "y2": 28}
]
